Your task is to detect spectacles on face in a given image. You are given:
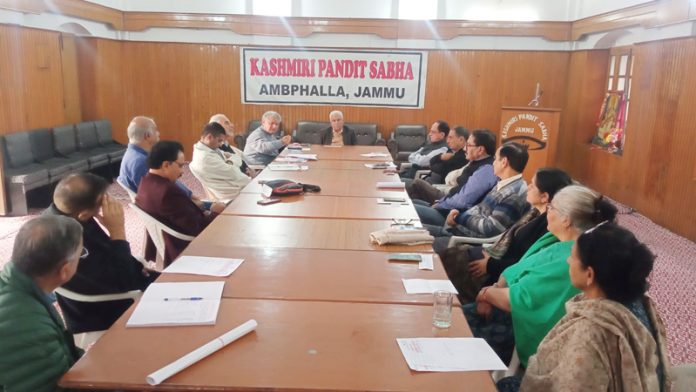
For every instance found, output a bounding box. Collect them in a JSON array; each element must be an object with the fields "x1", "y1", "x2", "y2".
[
  {"x1": 172, "y1": 161, "x2": 189, "y2": 168},
  {"x1": 547, "y1": 203, "x2": 557, "y2": 212},
  {"x1": 465, "y1": 143, "x2": 478, "y2": 148},
  {"x1": 80, "y1": 247, "x2": 89, "y2": 259}
]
